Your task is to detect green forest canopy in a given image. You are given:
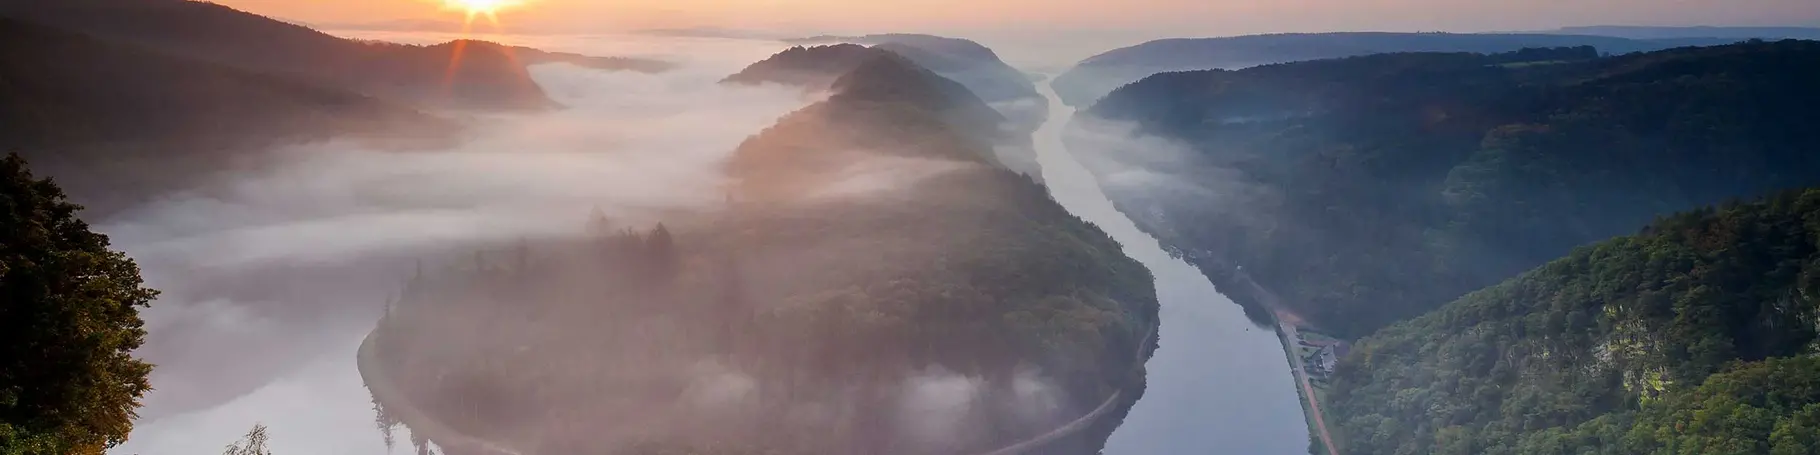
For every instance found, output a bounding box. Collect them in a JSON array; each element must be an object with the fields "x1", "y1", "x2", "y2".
[
  {"x1": 1327, "y1": 188, "x2": 1820, "y2": 455},
  {"x1": 0, "y1": 154, "x2": 157, "y2": 454}
]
